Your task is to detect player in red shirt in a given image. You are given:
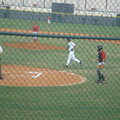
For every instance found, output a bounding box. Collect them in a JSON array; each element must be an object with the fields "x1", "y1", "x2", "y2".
[
  {"x1": 47, "y1": 16, "x2": 51, "y2": 24},
  {"x1": 96, "y1": 45, "x2": 106, "y2": 83},
  {"x1": 32, "y1": 23, "x2": 39, "y2": 43}
]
